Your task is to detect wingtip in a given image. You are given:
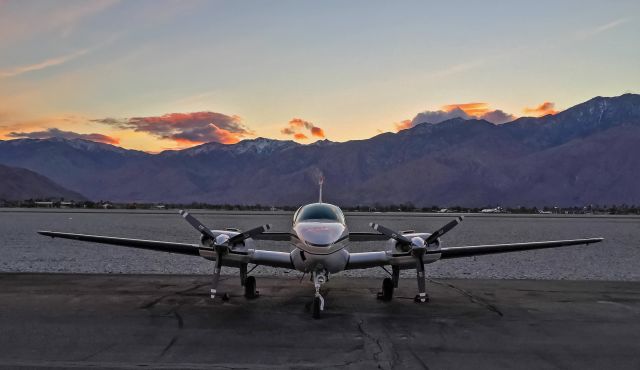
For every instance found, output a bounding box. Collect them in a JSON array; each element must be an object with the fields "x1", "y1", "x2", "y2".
[{"x1": 37, "y1": 230, "x2": 54, "y2": 238}]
